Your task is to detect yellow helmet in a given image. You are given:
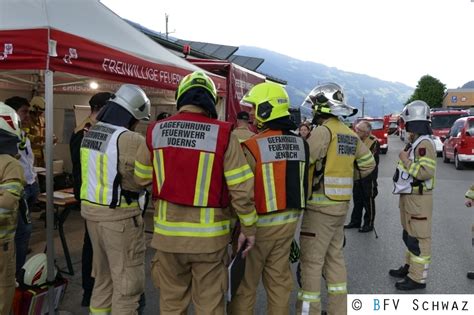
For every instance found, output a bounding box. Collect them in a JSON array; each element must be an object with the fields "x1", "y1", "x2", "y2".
[
  {"x1": 176, "y1": 71, "x2": 217, "y2": 103},
  {"x1": 241, "y1": 82, "x2": 290, "y2": 125}
]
